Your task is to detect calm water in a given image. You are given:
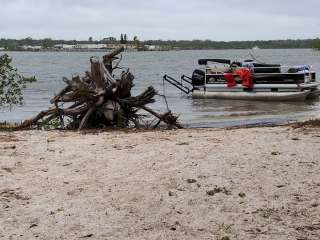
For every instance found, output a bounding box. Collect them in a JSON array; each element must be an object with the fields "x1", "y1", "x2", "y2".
[{"x1": 1, "y1": 49, "x2": 320, "y2": 127}]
